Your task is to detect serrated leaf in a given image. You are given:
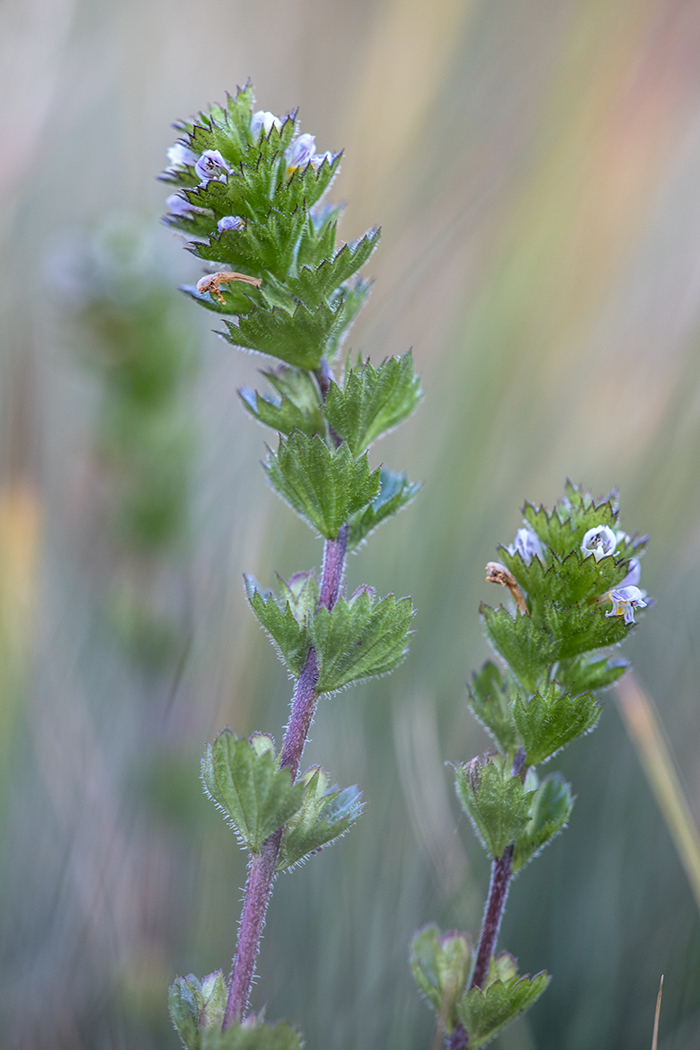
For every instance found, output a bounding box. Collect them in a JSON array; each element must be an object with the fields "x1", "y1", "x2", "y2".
[
  {"x1": 543, "y1": 602, "x2": 630, "y2": 659},
  {"x1": 468, "y1": 661, "x2": 518, "y2": 753},
  {"x1": 410, "y1": 924, "x2": 472, "y2": 1034},
  {"x1": 485, "y1": 953, "x2": 518, "y2": 988},
  {"x1": 513, "y1": 773, "x2": 574, "y2": 872},
  {"x1": 557, "y1": 653, "x2": 629, "y2": 694},
  {"x1": 480, "y1": 605, "x2": 557, "y2": 693},
  {"x1": 457, "y1": 971, "x2": 550, "y2": 1048},
  {"x1": 277, "y1": 766, "x2": 365, "y2": 871},
  {"x1": 454, "y1": 757, "x2": 533, "y2": 858},
  {"x1": 263, "y1": 431, "x2": 380, "y2": 538},
  {"x1": 512, "y1": 687, "x2": 600, "y2": 765},
  {"x1": 223, "y1": 300, "x2": 345, "y2": 370},
  {"x1": 201, "y1": 729, "x2": 304, "y2": 854},
  {"x1": 324, "y1": 352, "x2": 422, "y2": 455},
  {"x1": 308, "y1": 589, "x2": 414, "y2": 693},
  {"x1": 239, "y1": 365, "x2": 324, "y2": 437},
  {"x1": 285, "y1": 229, "x2": 380, "y2": 308},
  {"x1": 346, "y1": 467, "x2": 422, "y2": 550},
  {"x1": 244, "y1": 575, "x2": 309, "y2": 675},
  {"x1": 324, "y1": 275, "x2": 373, "y2": 360}
]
